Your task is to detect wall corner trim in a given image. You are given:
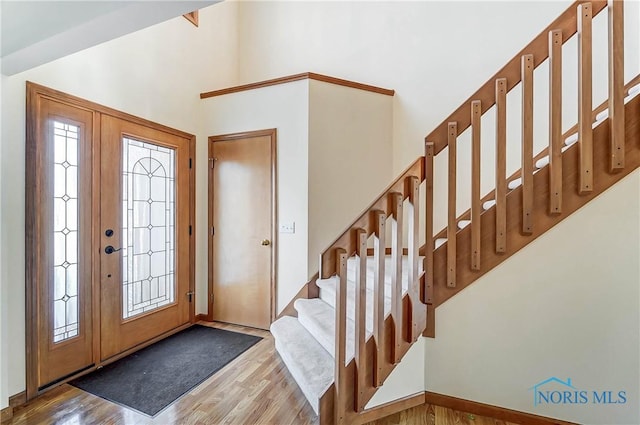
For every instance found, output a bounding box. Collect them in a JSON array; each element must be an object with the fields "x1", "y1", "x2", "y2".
[{"x1": 199, "y1": 72, "x2": 395, "y2": 99}]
